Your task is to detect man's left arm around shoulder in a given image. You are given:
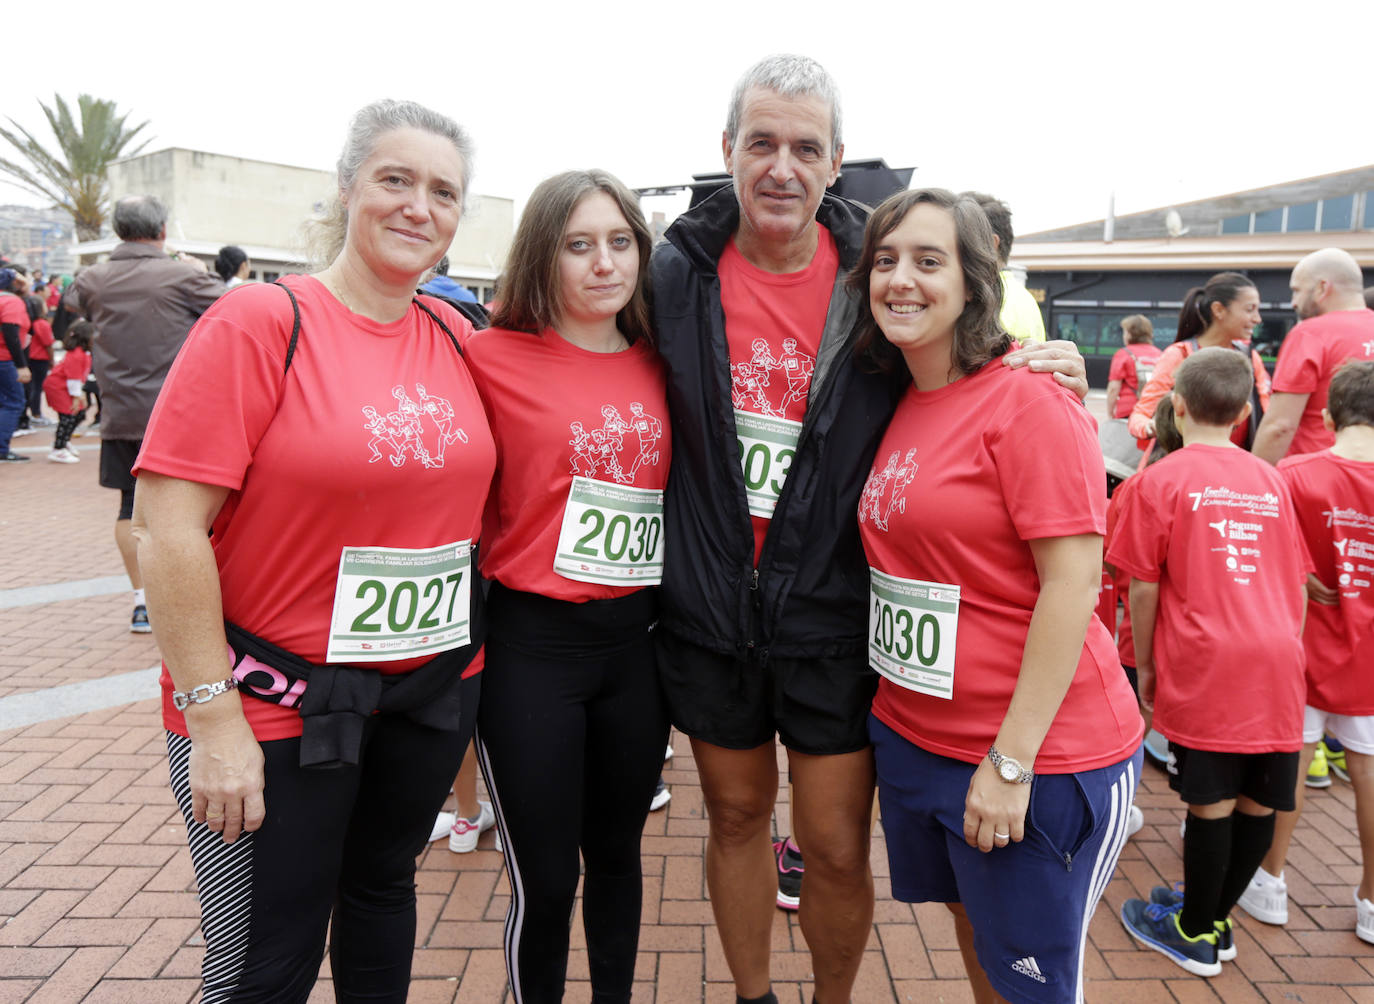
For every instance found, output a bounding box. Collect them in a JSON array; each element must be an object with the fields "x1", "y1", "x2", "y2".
[{"x1": 1003, "y1": 340, "x2": 1089, "y2": 401}]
